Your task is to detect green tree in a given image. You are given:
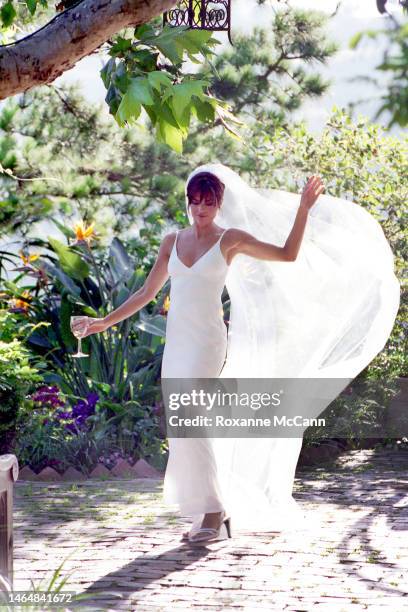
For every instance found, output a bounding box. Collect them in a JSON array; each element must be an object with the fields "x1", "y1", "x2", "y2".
[
  {"x1": 0, "y1": 5, "x2": 337, "y2": 237},
  {"x1": 247, "y1": 108, "x2": 407, "y2": 378},
  {"x1": 350, "y1": 8, "x2": 408, "y2": 127},
  {"x1": 0, "y1": 1, "x2": 337, "y2": 151},
  {"x1": 205, "y1": 7, "x2": 336, "y2": 126}
]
